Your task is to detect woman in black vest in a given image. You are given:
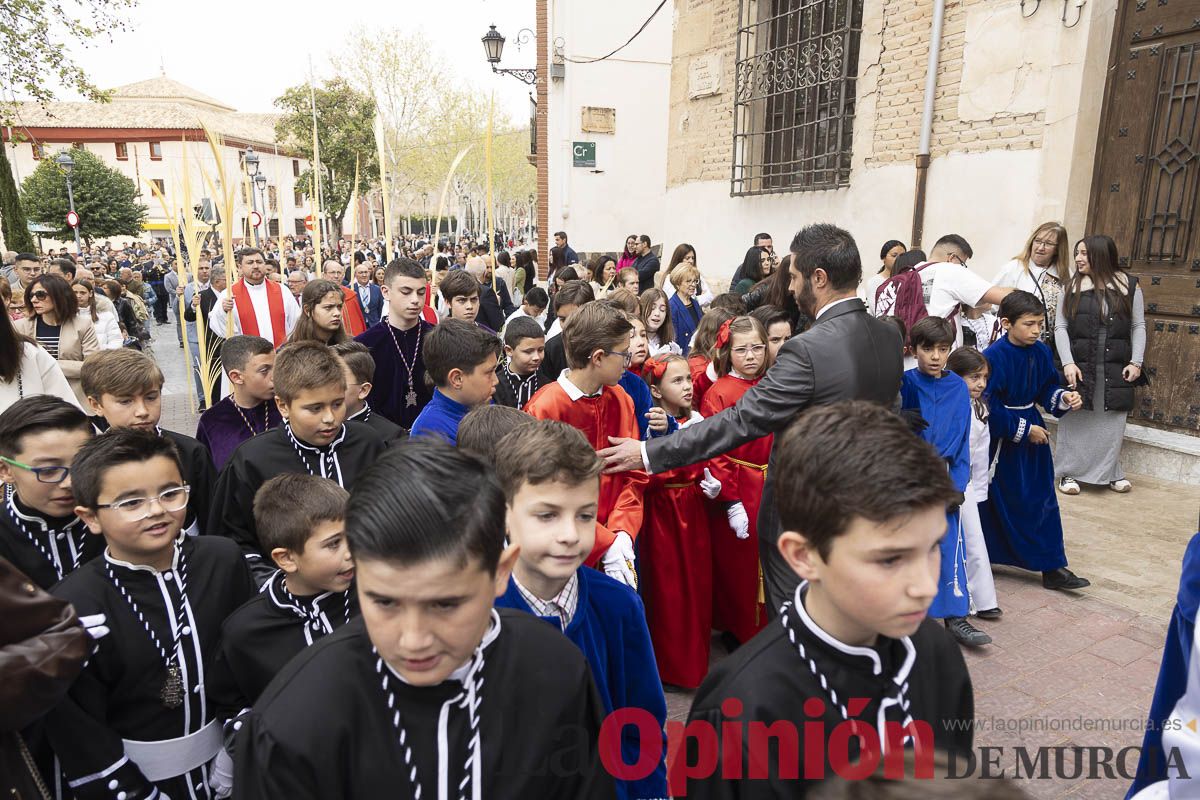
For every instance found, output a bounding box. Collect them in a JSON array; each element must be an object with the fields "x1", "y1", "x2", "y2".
[{"x1": 1053, "y1": 235, "x2": 1145, "y2": 495}]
